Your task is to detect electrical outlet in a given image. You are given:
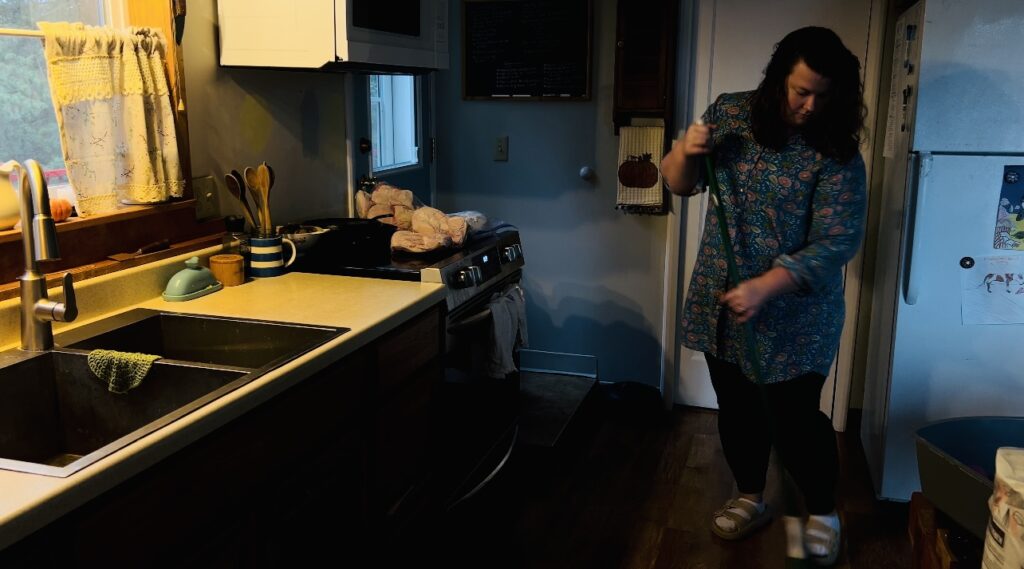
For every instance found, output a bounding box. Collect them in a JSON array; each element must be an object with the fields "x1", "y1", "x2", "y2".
[
  {"x1": 494, "y1": 135, "x2": 509, "y2": 161},
  {"x1": 193, "y1": 175, "x2": 221, "y2": 221}
]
